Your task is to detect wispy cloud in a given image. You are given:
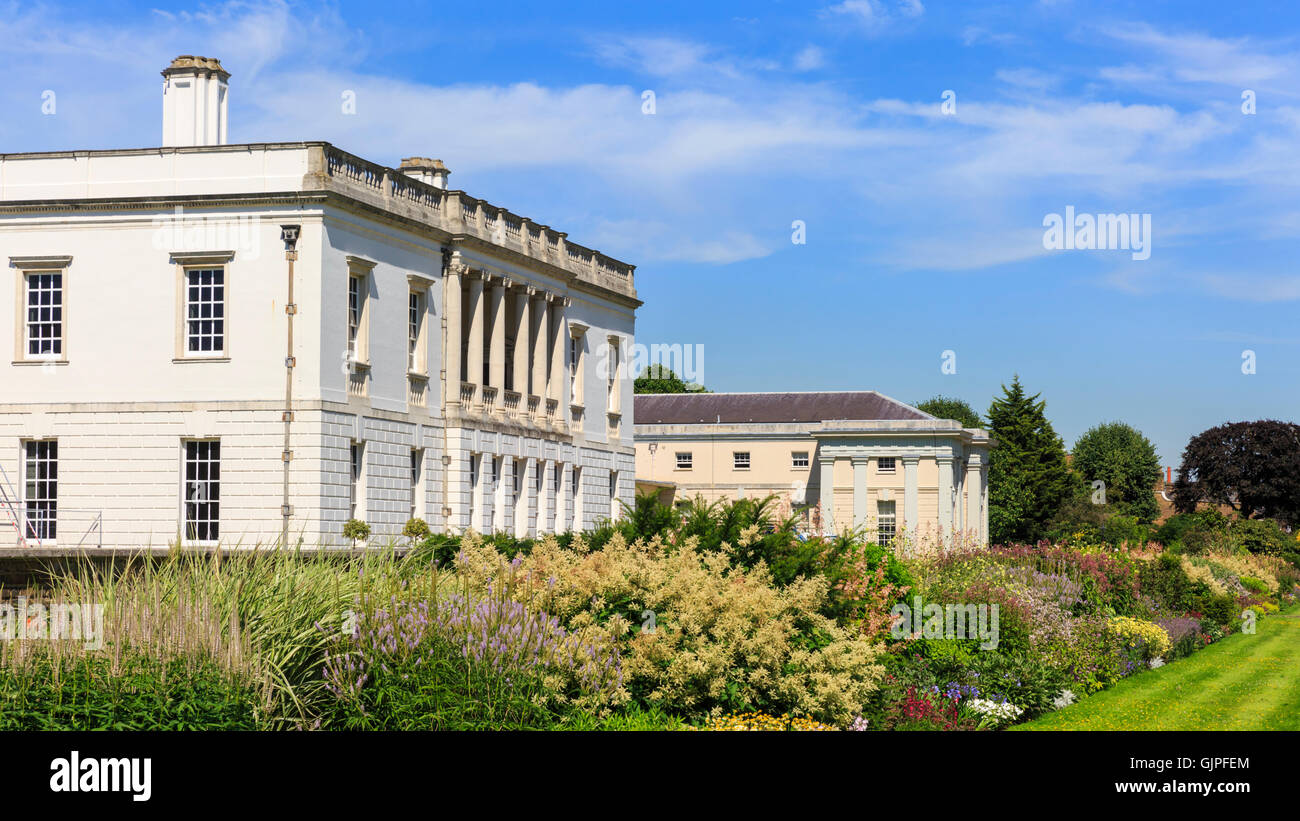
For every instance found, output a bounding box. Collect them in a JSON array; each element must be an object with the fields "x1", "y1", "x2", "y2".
[
  {"x1": 5, "y1": 1, "x2": 1300, "y2": 296},
  {"x1": 822, "y1": 0, "x2": 924, "y2": 35}
]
